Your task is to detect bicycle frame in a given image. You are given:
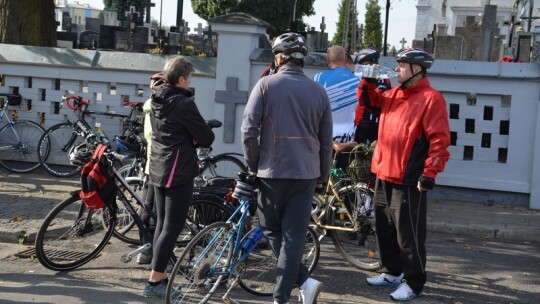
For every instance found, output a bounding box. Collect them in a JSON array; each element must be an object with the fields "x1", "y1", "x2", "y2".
[
  {"x1": 193, "y1": 198, "x2": 254, "y2": 302},
  {"x1": 311, "y1": 157, "x2": 361, "y2": 233},
  {"x1": 0, "y1": 94, "x2": 24, "y2": 150}
]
